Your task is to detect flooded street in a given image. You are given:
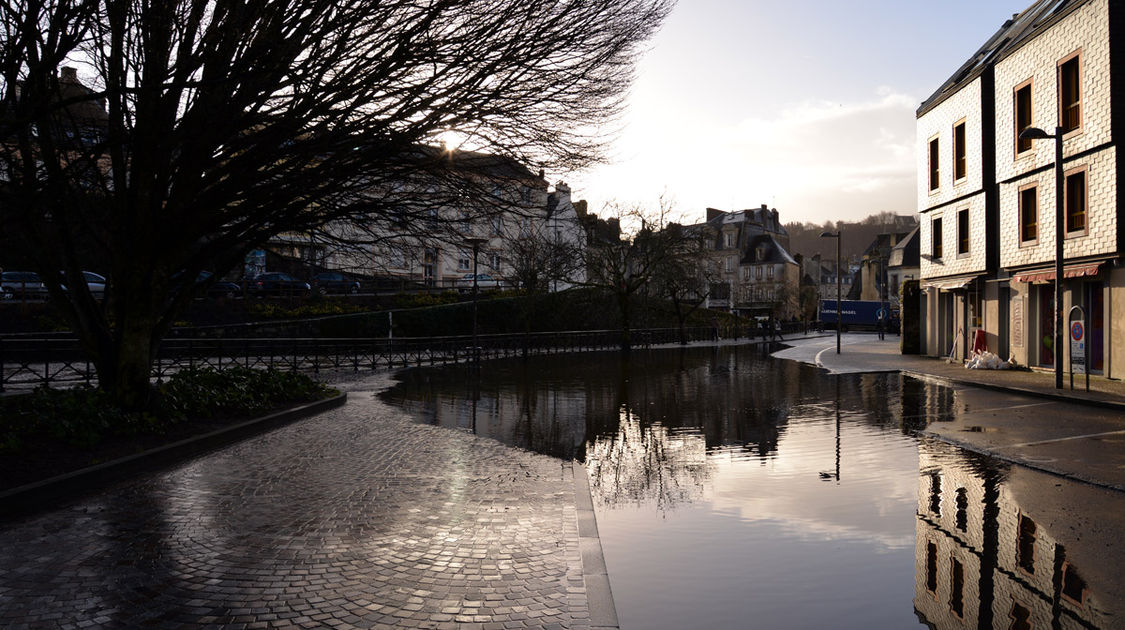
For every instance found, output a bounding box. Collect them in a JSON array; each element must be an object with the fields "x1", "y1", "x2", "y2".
[{"x1": 381, "y1": 345, "x2": 1124, "y2": 629}]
